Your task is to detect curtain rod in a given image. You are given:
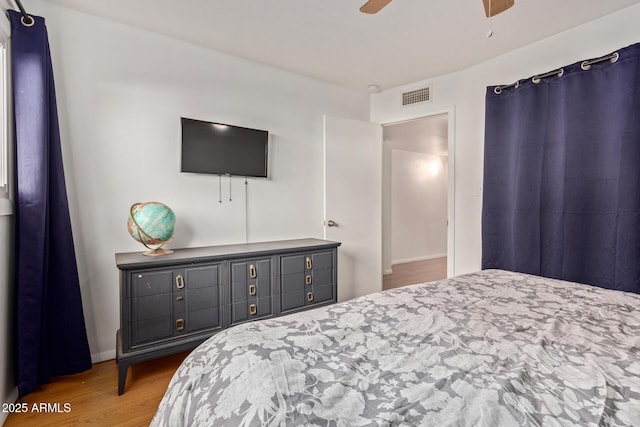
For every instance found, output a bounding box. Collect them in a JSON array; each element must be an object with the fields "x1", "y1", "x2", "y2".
[
  {"x1": 494, "y1": 51, "x2": 620, "y2": 95},
  {"x1": 13, "y1": 0, "x2": 34, "y2": 26}
]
